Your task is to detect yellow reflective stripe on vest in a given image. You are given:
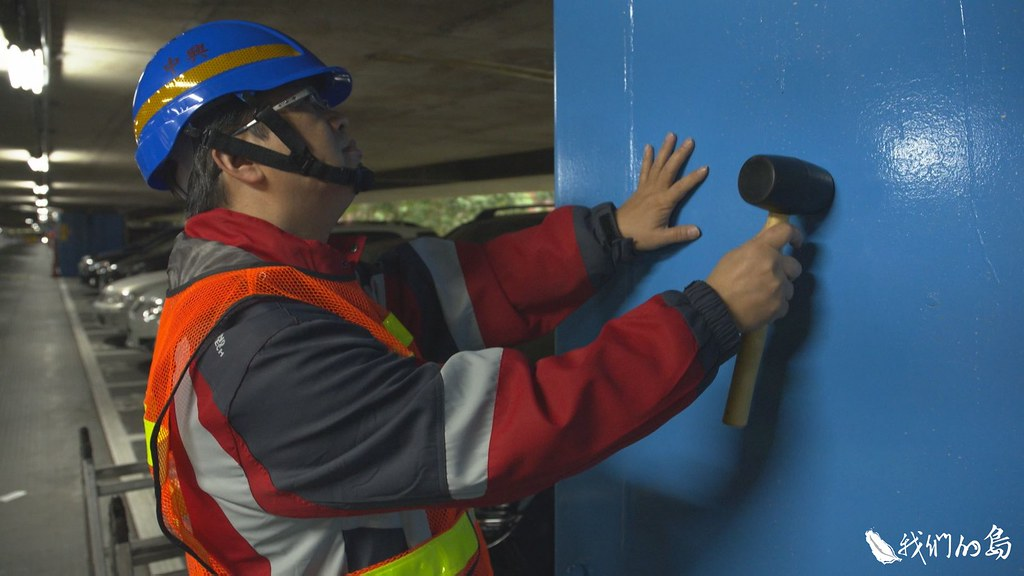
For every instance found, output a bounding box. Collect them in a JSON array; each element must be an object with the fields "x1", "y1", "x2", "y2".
[
  {"x1": 362, "y1": 513, "x2": 478, "y2": 575},
  {"x1": 143, "y1": 415, "x2": 156, "y2": 467},
  {"x1": 382, "y1": 312, "x2": 414, "y2": 348}
]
